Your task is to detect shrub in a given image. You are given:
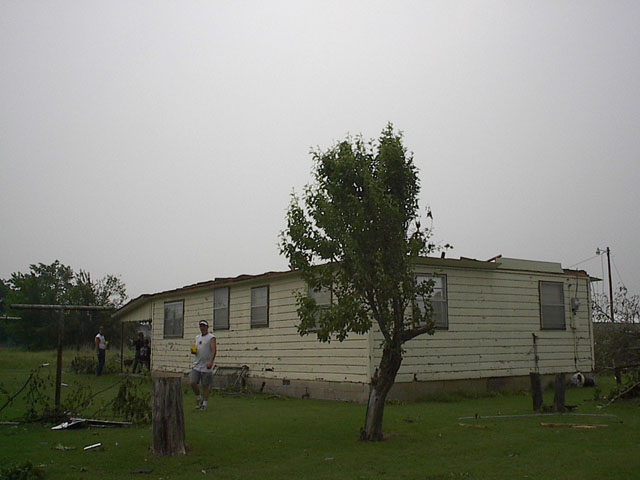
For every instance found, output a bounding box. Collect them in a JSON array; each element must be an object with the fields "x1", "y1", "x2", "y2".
[
  {"x1": 69, "y1": 354, "x2": 122, "y2": 375},
  {"x1": 0, "y1": 461, "x2": 45, "y2": 480}
]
